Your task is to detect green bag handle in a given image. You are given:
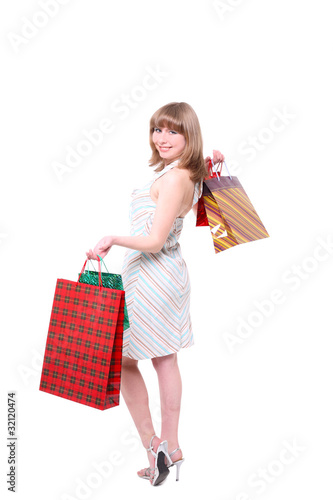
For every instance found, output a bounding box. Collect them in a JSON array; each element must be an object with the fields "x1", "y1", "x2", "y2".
[
  {"x1": 87, "y1": 254, "x2": 110, "y2": 274},
  {"x1": 77, "y1": 255, "x2": 108, "y2": 289}
]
